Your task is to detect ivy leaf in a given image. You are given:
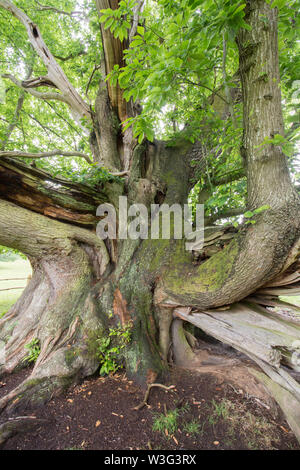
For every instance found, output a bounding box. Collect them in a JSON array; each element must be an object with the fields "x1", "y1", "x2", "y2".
[{"x1": 244, "y1": 211, "x2": 254, "y2": 218}]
